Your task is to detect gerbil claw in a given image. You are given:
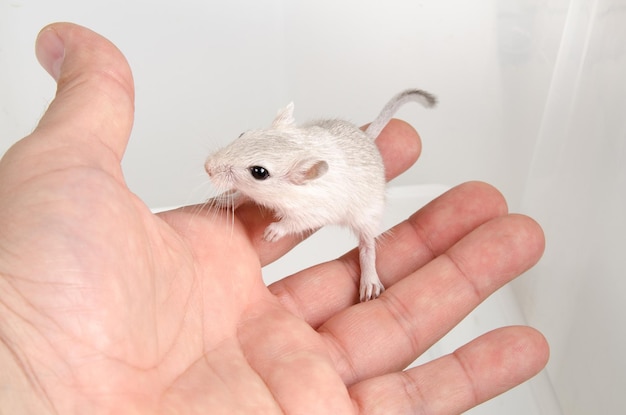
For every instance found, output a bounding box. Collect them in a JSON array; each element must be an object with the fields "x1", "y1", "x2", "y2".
[
  {"x1": 359, "y1": 281, "x2": 385, "y2": 302},
  {"x1": 263, "y1": 223, "x2": 286, "y2": 242}
]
